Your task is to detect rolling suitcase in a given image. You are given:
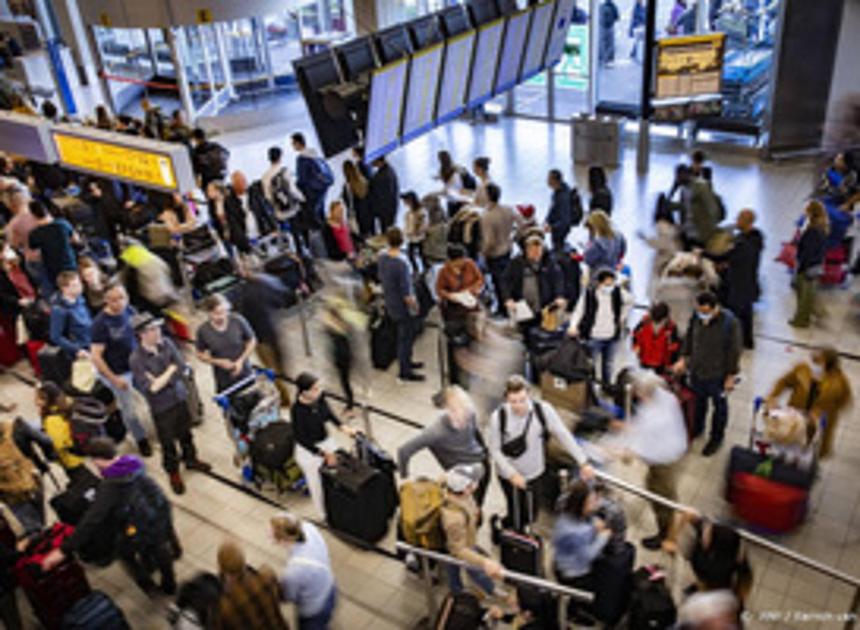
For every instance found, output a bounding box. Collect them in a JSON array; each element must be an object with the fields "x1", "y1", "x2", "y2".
[
  {"x1": 15, "y1": 523, "x2": 91, "y2": 630},
  {"x1": 370, "y1": 309, "x2": 397, "y2": 370},
  {"x1": 355, "y1": 433, "x2": 398, "y2": 518},
  {"x1": 629, "y1": 565, "x2": 677, "y2": 630},
  {"x1": 499, "y1": 490, "x2": 543, "y2": 576},
  {"x1": 61, "y1": 590, "x2": 129, "y2": 629},
  {"x1": 729, "y1": 472, "x2": 808, "y2": 533},
  {"x1": 591, "y1": 540, "x2": 635, "y2": 626},
  {"x1": 322, "y1": 451, "x2": 391, "y2": 544}
]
